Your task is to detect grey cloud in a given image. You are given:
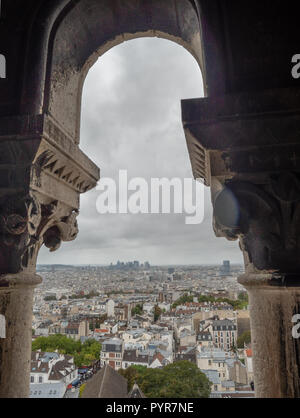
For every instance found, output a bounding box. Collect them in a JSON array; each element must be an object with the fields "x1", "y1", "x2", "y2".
[{"x1": 38, "y1": 38, "x2": 243, "y2": 266}]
